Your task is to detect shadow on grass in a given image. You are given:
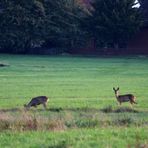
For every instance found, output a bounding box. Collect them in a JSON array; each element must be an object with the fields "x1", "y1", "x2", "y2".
[
  {"x1": 38, "y1": 107, "x2": 99, "y2": 112},
  {"x1": 114, "y1": 107, "x2": 139, "y2": 113},
  {"x1": 101, "y1": 106, "x2": 139, "y2": 113},
  {"x1": 0, "y1": 106, "x2": 139, "y2": 114},
  {"x1": 0, "y1": 108, "x2": 21, "y2": 113},
  {"x1": 0, "y1": 107, "x2": 64, "y2": 113},
  {"x1": 64, "y1": 107, "x2": 99, "y2": 112}
]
